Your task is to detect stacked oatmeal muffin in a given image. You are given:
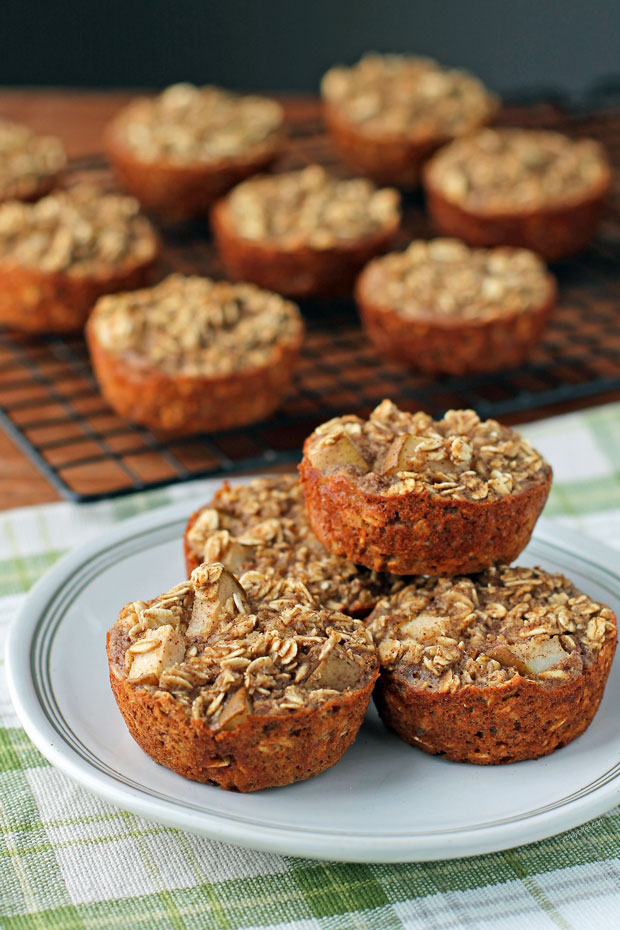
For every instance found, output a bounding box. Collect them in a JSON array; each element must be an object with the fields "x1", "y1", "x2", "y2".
[{"x1": 108, "y1": 402, "x2": 616, "y2": 790}]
